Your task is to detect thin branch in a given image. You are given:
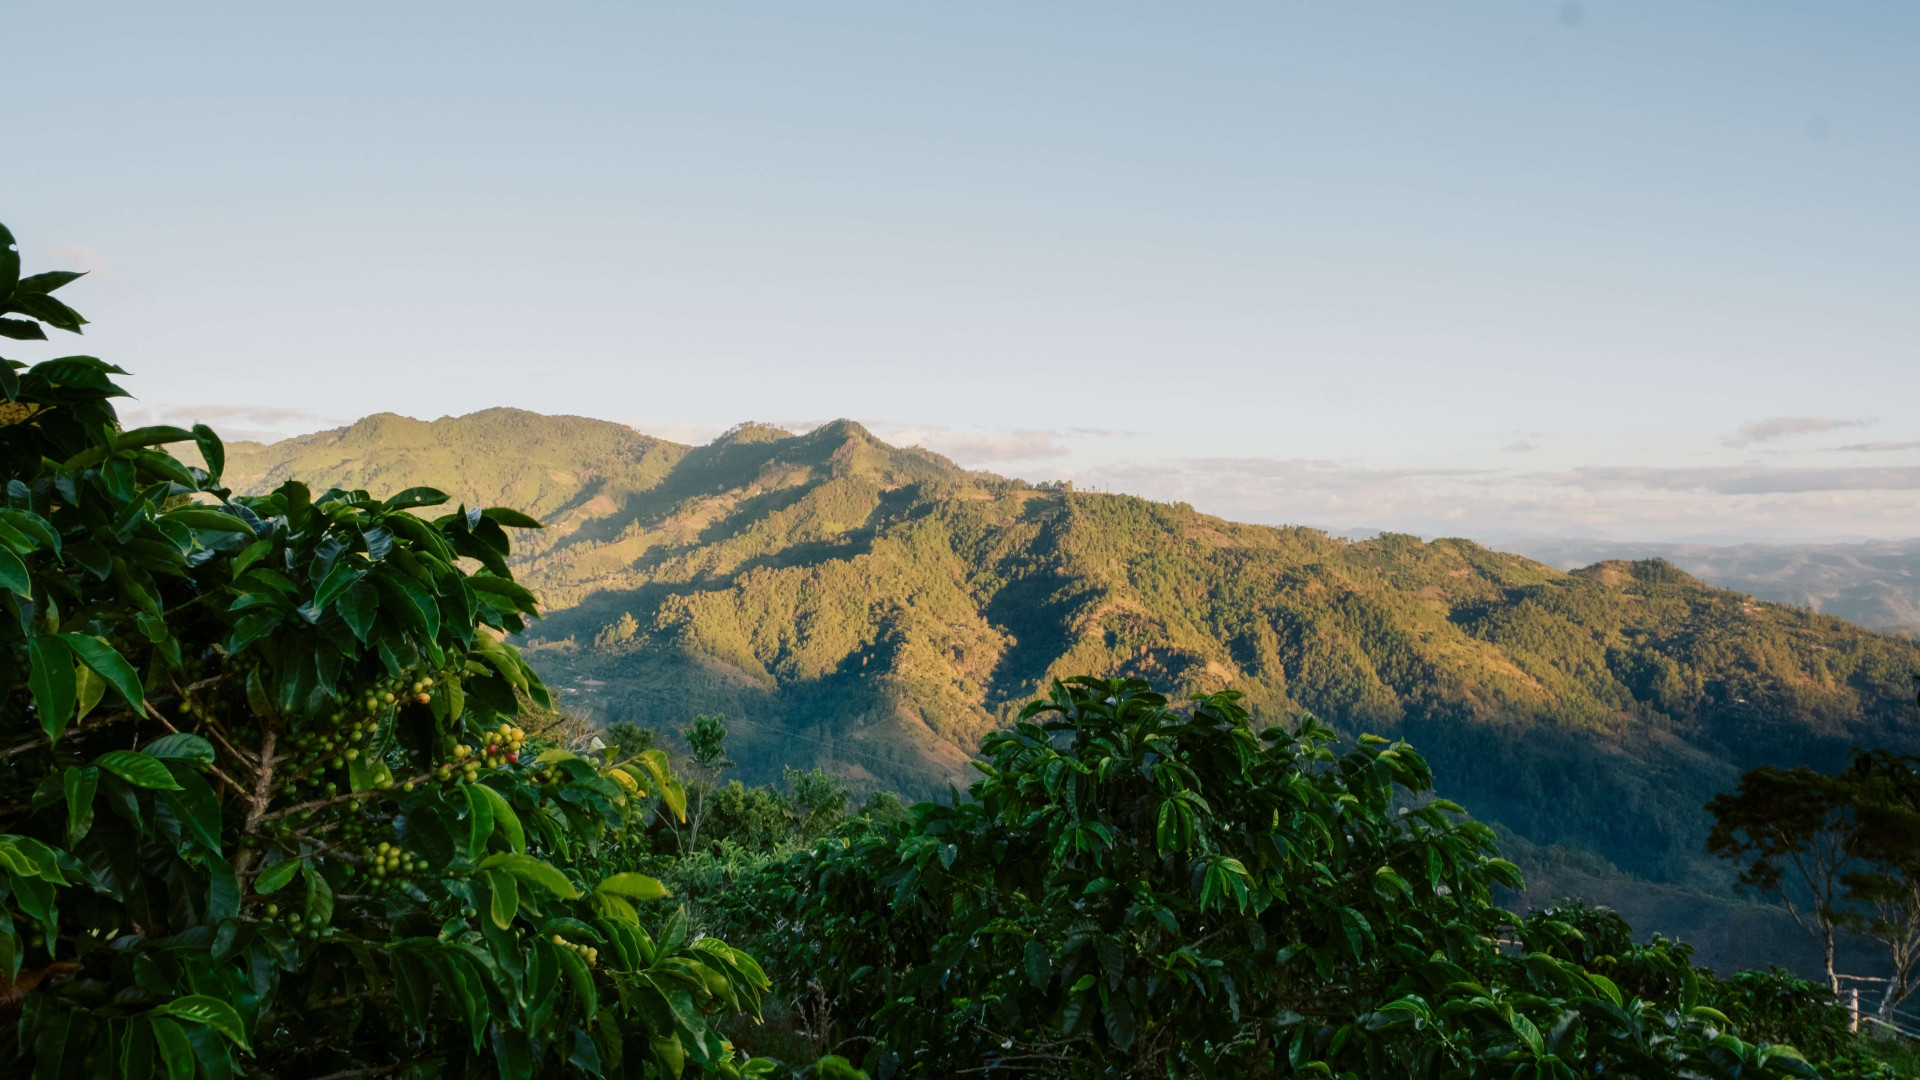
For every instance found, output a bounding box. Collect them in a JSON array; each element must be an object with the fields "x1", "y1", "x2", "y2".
[
  {"x1": 306, "y1": 1053, "x2": 444, "y2": 1080},
  {"x1": 0, "y1": 709, "x2": 141, "y2": 759},
  {"x1": 260, "y1": 772, "x2": 432, "y2": 824},
  {"x1": 234, "y1": 730, "x2": 278, "y2": 877}
]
